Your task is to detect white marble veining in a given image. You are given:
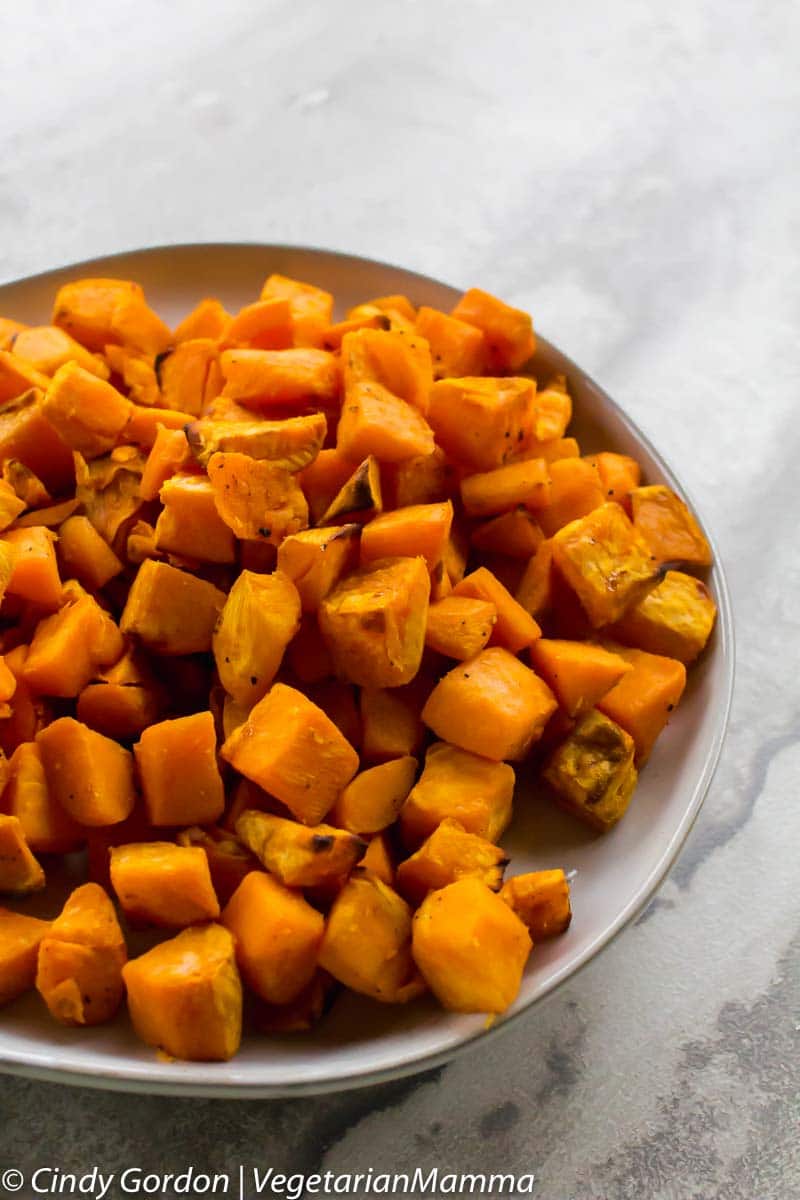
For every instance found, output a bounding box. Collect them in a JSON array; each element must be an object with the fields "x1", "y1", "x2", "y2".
[{"x1": 1, "y1": 2, "x2": 798, "y2": 1197}]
